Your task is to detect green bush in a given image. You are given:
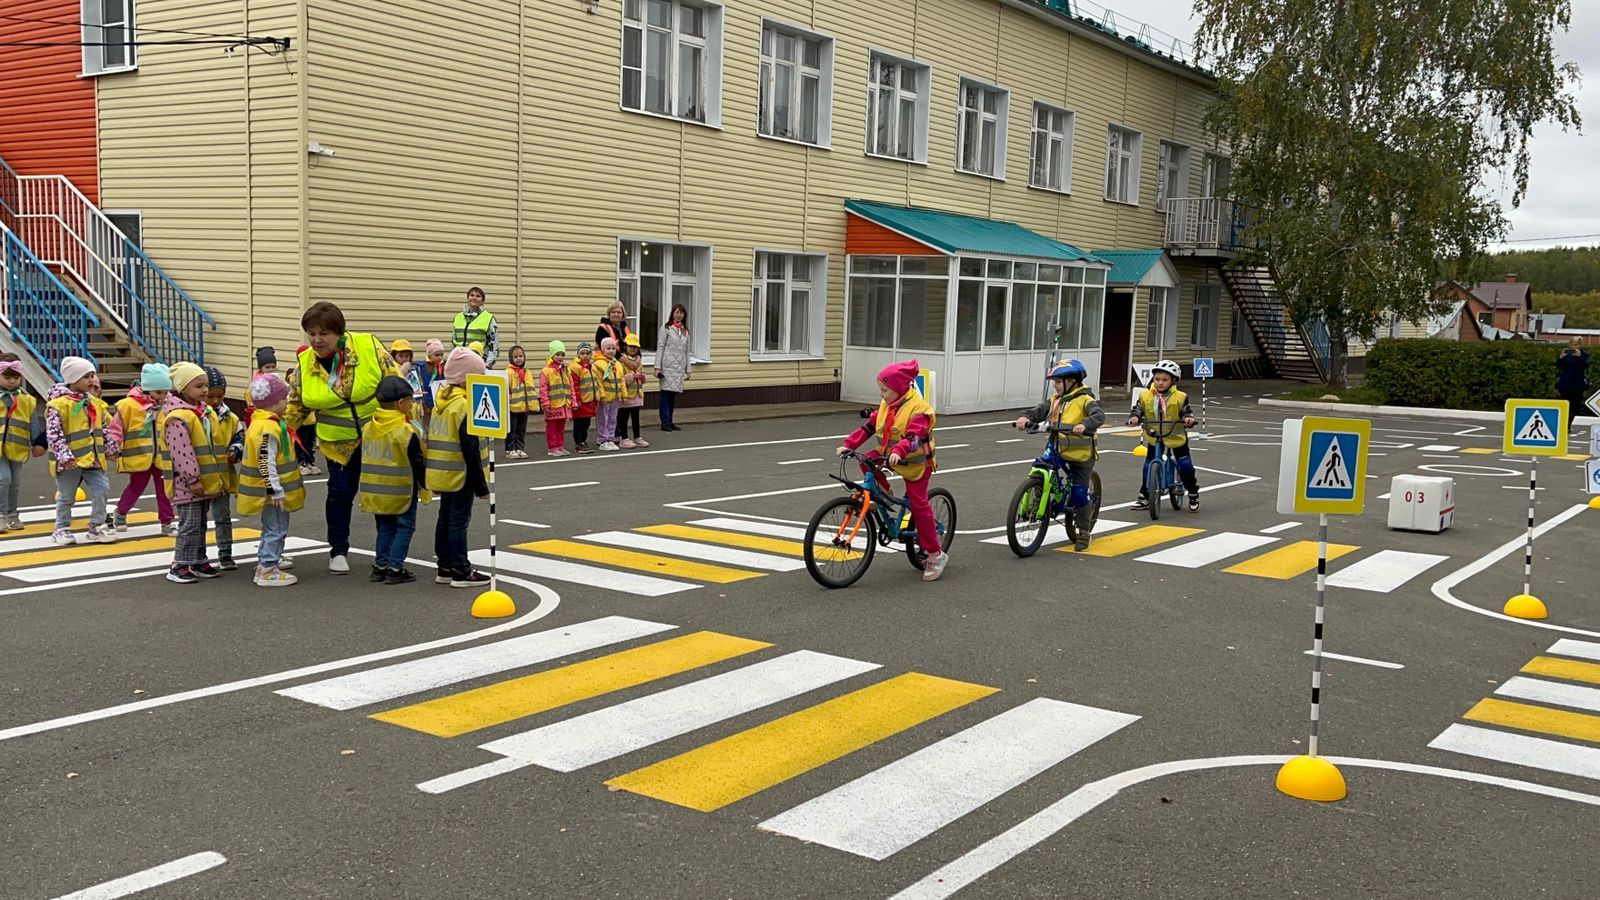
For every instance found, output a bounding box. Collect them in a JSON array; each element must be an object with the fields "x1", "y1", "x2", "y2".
[{"x1": 1363, "y1": 339, "x2": 1563, "y2": 410}]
